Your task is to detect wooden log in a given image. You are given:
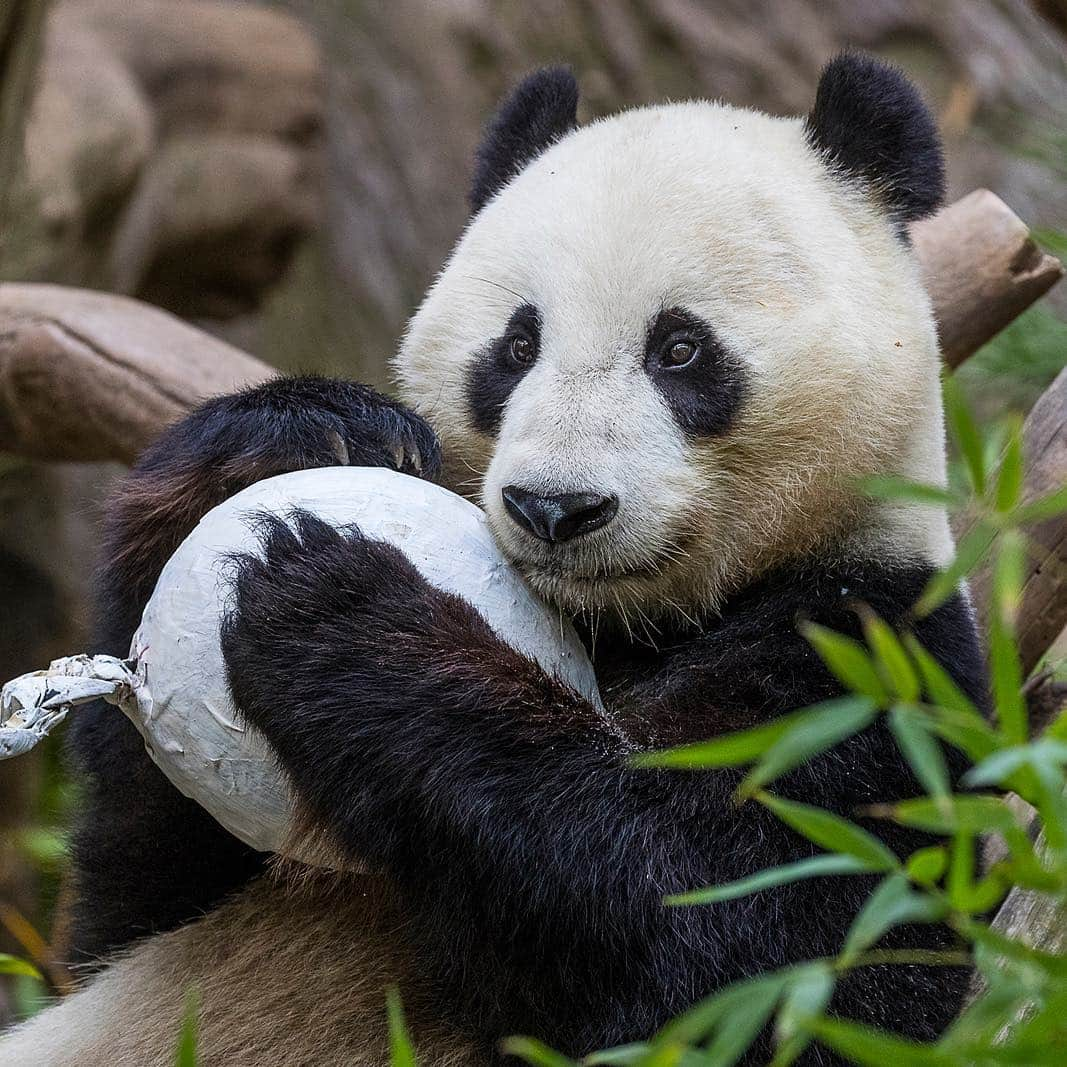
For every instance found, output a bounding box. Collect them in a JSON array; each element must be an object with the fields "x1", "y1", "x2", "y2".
[
  {"x1": 909, "y1": 189, "x2": 1064, "y2": 368},
  {"x1": 0, "y1": 284, "x2": 272, "y2": 463},
  {"x1": 0, "y1": 189, "x2": 1058, "y2": 468}
]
